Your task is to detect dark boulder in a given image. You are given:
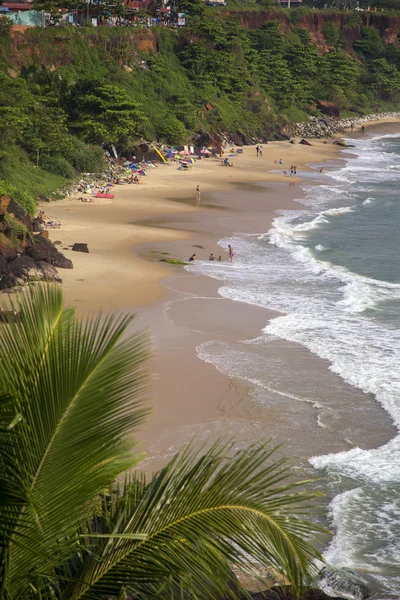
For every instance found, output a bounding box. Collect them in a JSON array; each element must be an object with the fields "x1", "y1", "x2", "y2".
[
  {"x1": 0, "y1": 244, "x2": 18, "y2": 260},
  {"x1": 72, "y1": 243, "x2": 89, "y2": 253},
  {"x1": 242, "y1": 134, "x2": 253, "y2": 146},
  {"x1": 299, "y1": 139, "x2": 313, "y2": 146},
  {"x1": 7, "y1": 198, "x2": 33, "y2": 232},
  {"x1": 316, "y1": 567, "x2": 371, "y2": 600},
  {"x1": 274, "y1": 133, "x2": 291, "y2": 141},
  {"x1": 25, "y1": 236, "x2": 73, "y2": 269},
  {"x1": 35, "y1": 260, "x2": 62, "y2": 283},
  {"x1": 32, "y1": 218, "x2": 44, "y2": 233},
  {"x1": 8, "y1": 255, "x2": 36, "y2": 279},
  {"x1": 229, "y1": 133, "x2": 244, "y2": 146},
  {"x1": 0, "y1": 255, "x2": 14, "y2": 289}
]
